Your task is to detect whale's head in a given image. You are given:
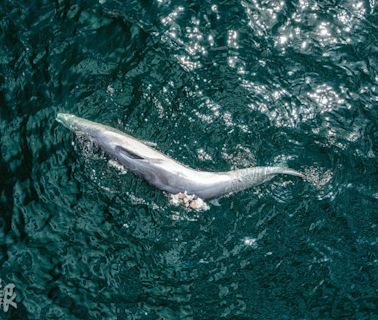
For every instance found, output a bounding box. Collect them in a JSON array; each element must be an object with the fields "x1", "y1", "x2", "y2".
[
  {"x1": 57, "y1": 112, "x2": 116, "y2": 149},
  {"x1": 56, "y1": 113, "x2": 106, "y2": 136},
  {"x1": 56, "y1": 113, "x2": 133, "y2": 157},
  {"x1": 56, "y1": 113, "x2": 80, "y2": 131}
]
